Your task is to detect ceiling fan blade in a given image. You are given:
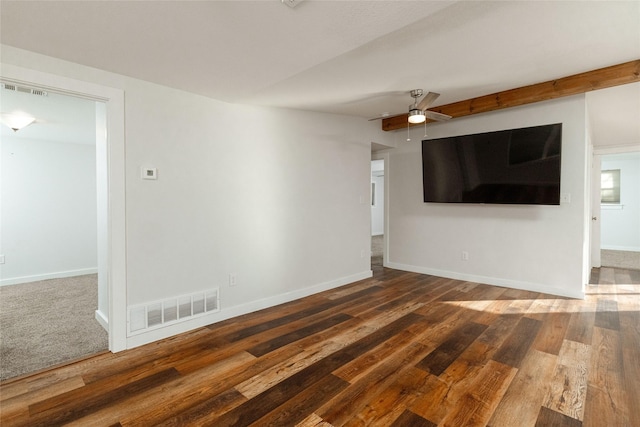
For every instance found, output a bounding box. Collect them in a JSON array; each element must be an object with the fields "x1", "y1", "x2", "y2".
[
  {"x1": 368, "y1": 112, "x2": 402, "y2": 121},
  {"x1": 424, "y1": 110, "x2": 452, "y2": 121},
  {"x1": 417, "y1": 92, "x2": 440, "y2": 111}
]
